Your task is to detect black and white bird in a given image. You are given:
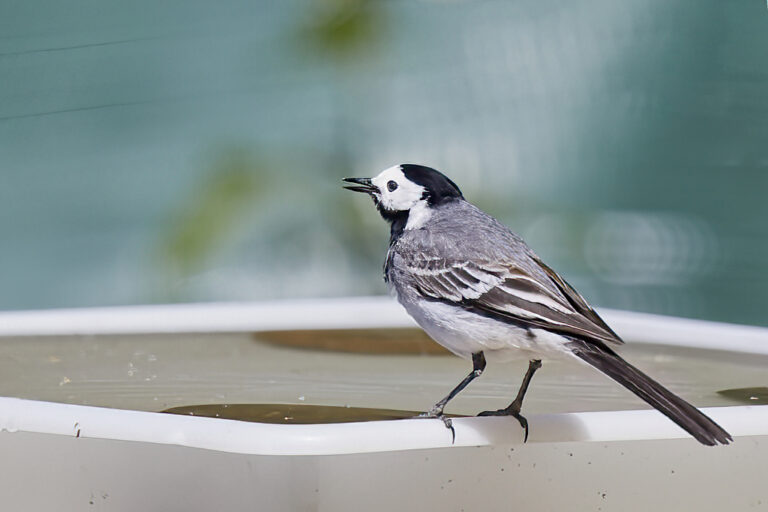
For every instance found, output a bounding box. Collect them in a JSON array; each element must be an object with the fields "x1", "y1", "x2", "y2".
[{"x1": 343, "y1": 164, "x2": 731, "y2": 446}]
